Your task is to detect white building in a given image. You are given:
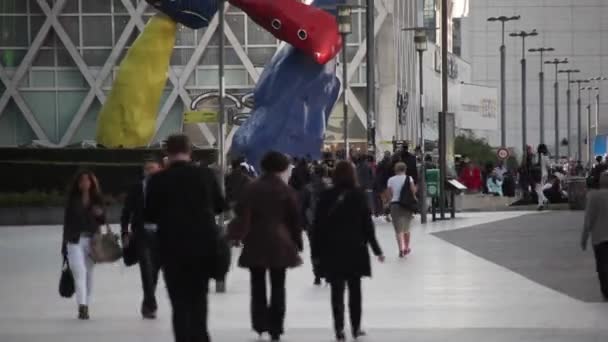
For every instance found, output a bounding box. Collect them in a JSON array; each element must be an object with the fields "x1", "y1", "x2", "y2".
[{"x1": 461, "y1": 0, "x2": 608, "y2": 159}]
